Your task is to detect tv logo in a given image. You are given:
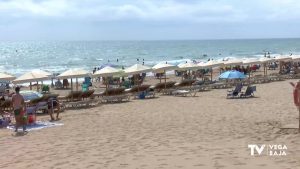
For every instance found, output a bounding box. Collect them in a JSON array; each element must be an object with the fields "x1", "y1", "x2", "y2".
[
  {"x1": 248, "y1": 144, "x2": 266, "y2": 155},
  {"x1": 248, "y1": 144, "x2": 287, "y2": 156}
]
